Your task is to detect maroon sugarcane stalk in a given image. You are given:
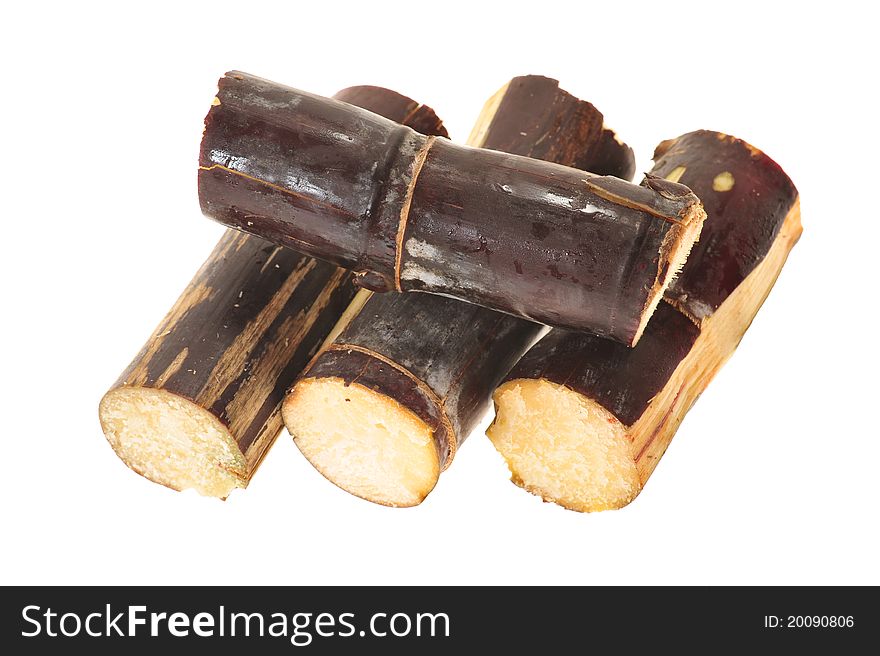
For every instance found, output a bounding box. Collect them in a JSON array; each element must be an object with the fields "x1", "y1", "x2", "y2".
[
  {"x1": 282, "y1": 76, "x2": 637, "y2": 507},
  {"x1": 98, "y1": 86, "x2": 448, "y2": 497},
  {"x1": 198, "y1": 71, "x2": 705, "y2": 344},
  {"x1": 487, "y1": 130, "x2": 802, "y2": 512}
]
